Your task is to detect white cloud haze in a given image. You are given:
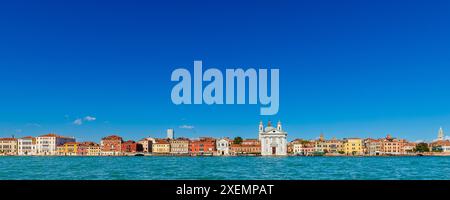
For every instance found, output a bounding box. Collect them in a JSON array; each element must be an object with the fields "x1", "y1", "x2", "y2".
[{"x1": 73, "y1": 116, "x2": 97, "y2": 125}]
